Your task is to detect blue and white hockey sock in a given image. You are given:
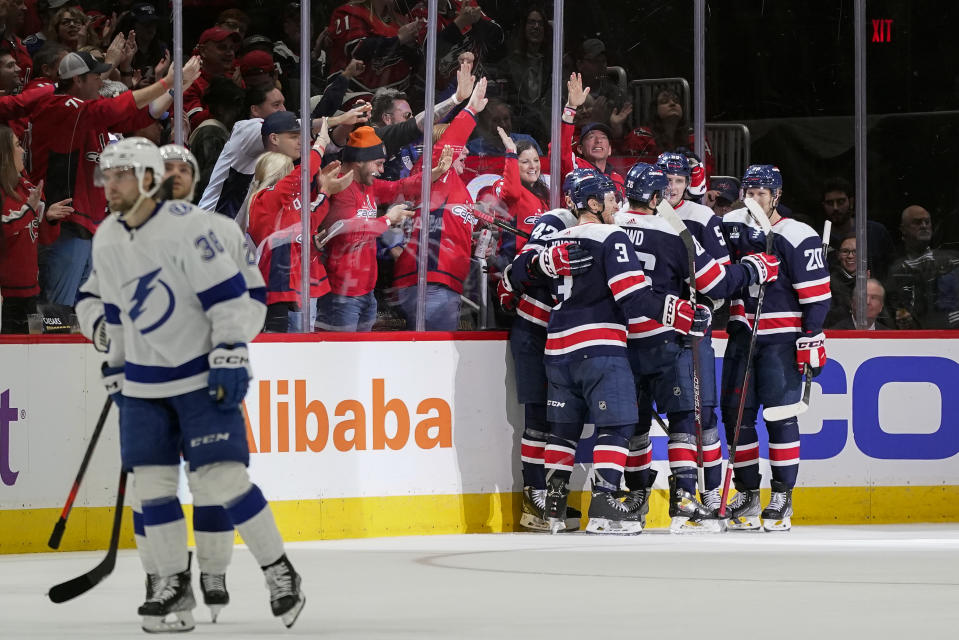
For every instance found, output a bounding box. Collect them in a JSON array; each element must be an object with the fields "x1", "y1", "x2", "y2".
[
  {"x1": 225, "y1": 485, "x2": 284, "y2": 568},
  {"x1": 624, "y1": 432, "x2": 653, "y2": 491},
  {"x1": 592, "y1": 426, "x2": 631, "y2": 492},
  {"x1": 142, "y1": 497, "x2": 190, "y2": 577},
  {"x1": 520, "y1": 404, "x2": 548, "y2": 490},
  {"x1": 129, "y1": 480, "x2": 159, "y2": 576},
  {"x1": 767, "y1": 417, "x2": 800, "y2": 488},
  {"x1": 193, "y1": 506, "x2": 234, "y2": 575}
]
